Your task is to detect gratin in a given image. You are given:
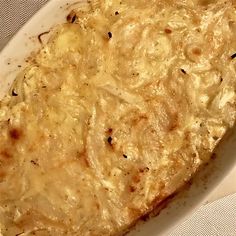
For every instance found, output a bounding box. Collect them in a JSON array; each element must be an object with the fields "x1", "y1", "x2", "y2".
[{"x1": 0, "y1": 0, "x2": 236, "y2": 235}]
